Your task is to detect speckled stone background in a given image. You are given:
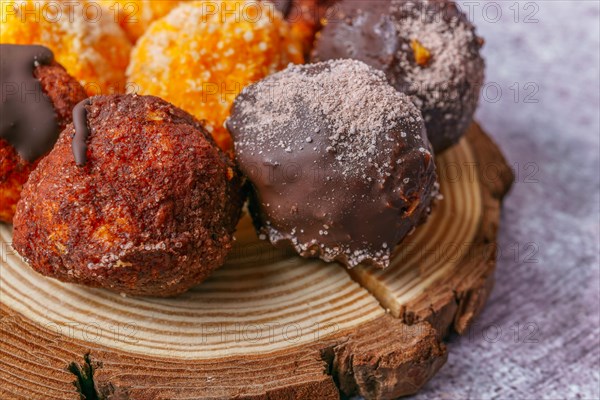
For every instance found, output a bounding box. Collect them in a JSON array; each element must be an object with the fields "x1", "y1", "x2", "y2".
[{"x1": 410, "y1": 1, "x2": 600, "y2": 399}]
